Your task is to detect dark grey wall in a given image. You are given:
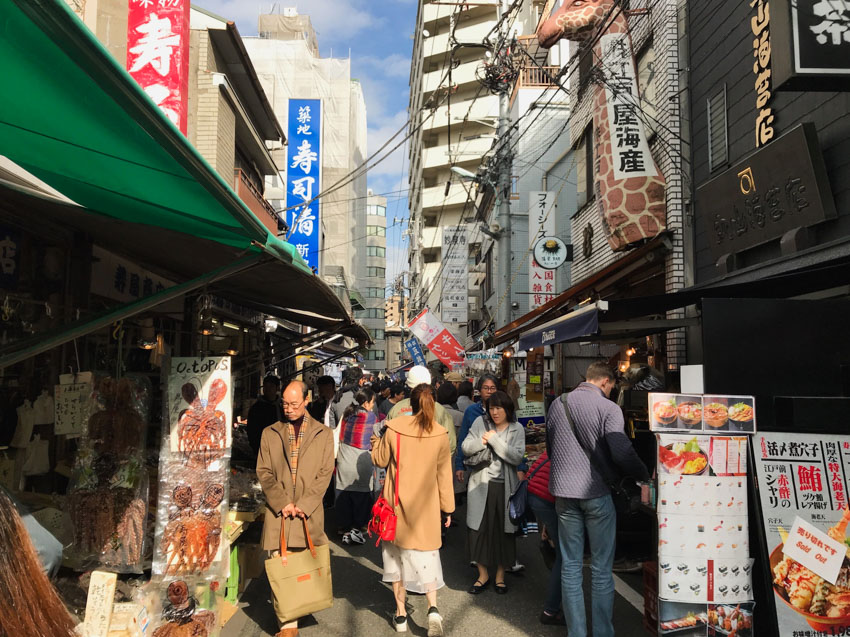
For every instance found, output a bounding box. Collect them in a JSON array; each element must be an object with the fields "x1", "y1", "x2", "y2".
[{"x1": 689, "y1": 1, "x2": 850, "y2": 283}]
